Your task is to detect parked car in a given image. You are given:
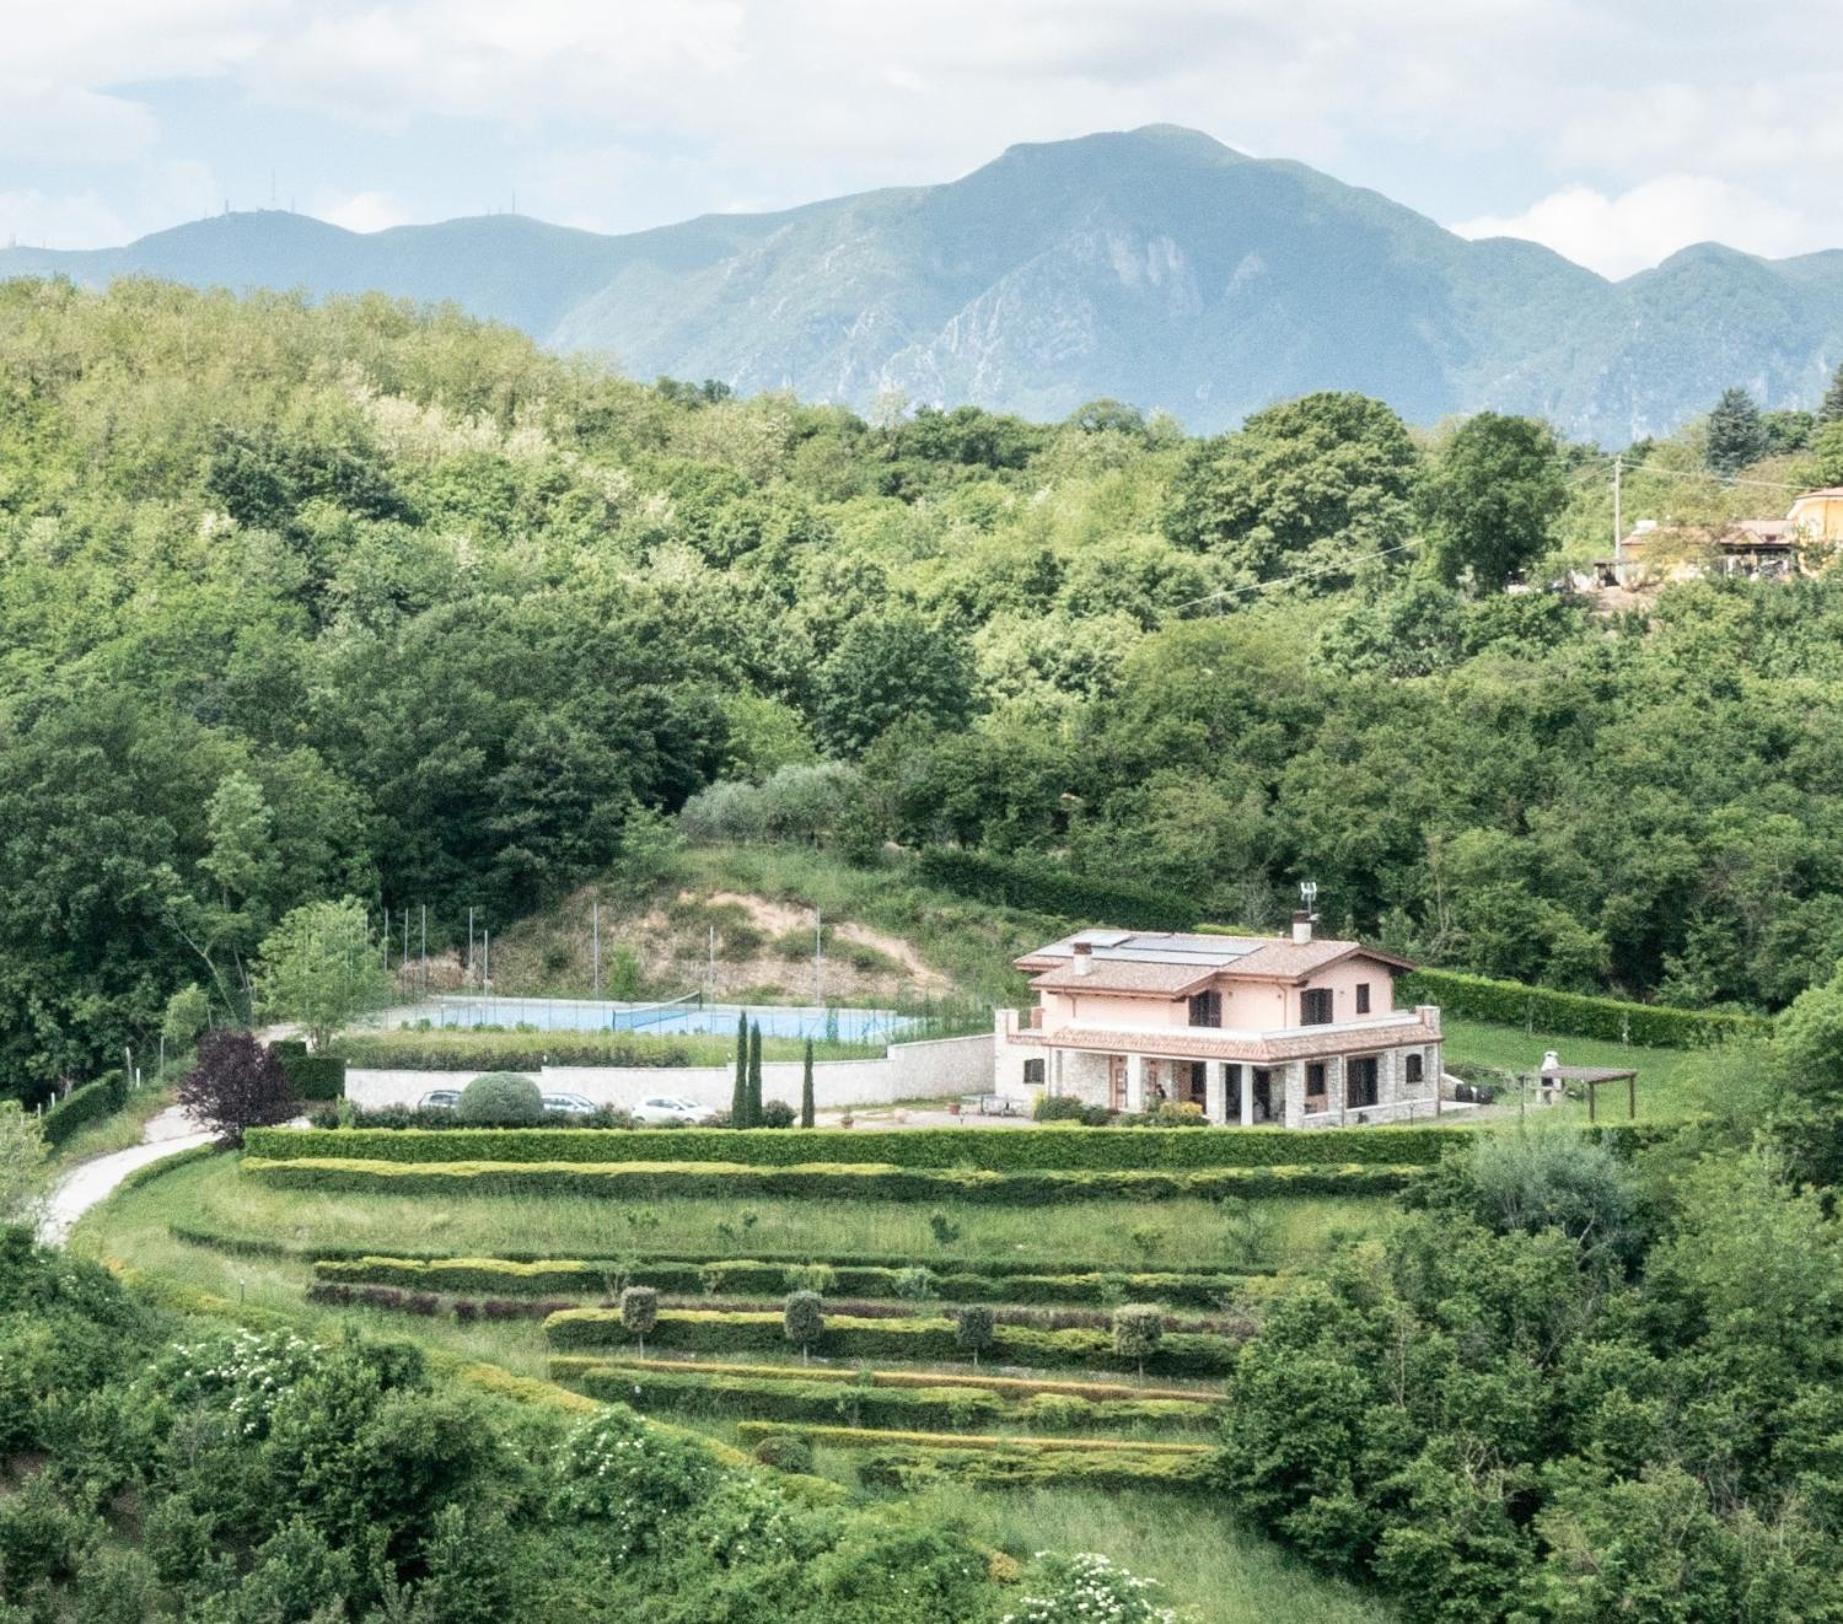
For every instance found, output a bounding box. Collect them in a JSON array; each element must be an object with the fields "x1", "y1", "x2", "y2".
[
  {"x1": 418, "y1": 1089, "x2": 461, "y2": 1111},
  {"x1": 631, "y1": 1094, "x2": 718, "y2": 1126},
  {"x1": 541, "y1": 1092, "x2": 600, "y2": 1117}
]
